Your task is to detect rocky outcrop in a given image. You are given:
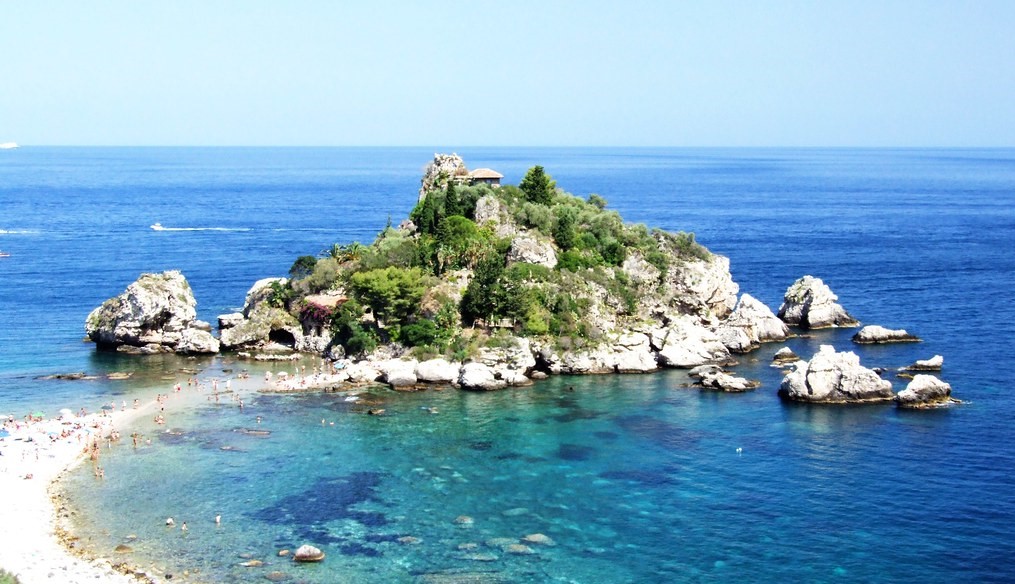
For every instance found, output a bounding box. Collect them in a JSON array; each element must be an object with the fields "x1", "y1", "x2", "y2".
[
  {"x1": 477, "y1": 338, "x2": 535, "y2": 385},
  {"x1": 506, "y1": 235, "x2": 557, "y2": 269},
  {"x1": 777, "y1": 276, "x2": 858, "y2": 329},
  {"x1": 902, "y1": 355, "x2": 943, "y2": 372},
  {"x1": 664, "y1": 255, "x2": 739, "y2": 320},
  {"x1": 771, "y1": 347, "x2": 800, "y2": 366},
  {"x1": 86, "y1": 271, "x2": 219, "y2": 355},
  {"x1": 218, "y1": 278, "x2": 318, "y2": 354},
  {"x1": 473, "y1": 195, "x2": 517, "y2": 238},
  {"x1": 896, "y1": 375, "x2": 956, "y2": 408},
  {"x1": 852, "y1": 325, "x2": 920, "y2": 344},
  {"x1": 651, "y1": 316, "x2": 733, "y2": 368},
  {"x1": 778, "y1": 345, "x2": 894, "y2": 404},
  {"x1": 377, "y1": 359, "x2": 419, "y2": 389},
  {"x1": 612, "y1": 333, "x2": 658, "y2": 373},
  {"x1": 714, "y1": 294, "x2": 789, "y2": 353},
  {"x1": 415, "y1": 358, "x2": 461, "y2": 384},
  {"x1": 419, "y1": 153, "x2": 468, "y2": 202},
  {"x1": 693, "y1": 368, "x2": 761, "y2": 392},
  {"x1": 459, "y1": 362, "x2": 507, "y2": 391}
]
